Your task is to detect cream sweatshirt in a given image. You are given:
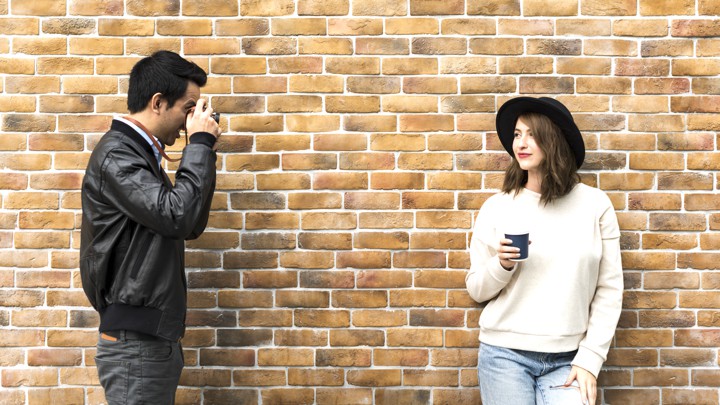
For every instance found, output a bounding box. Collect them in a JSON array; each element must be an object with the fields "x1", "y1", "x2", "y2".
[{"x1": 465, "y1": 184, "x2": 623, "y2": 377}]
